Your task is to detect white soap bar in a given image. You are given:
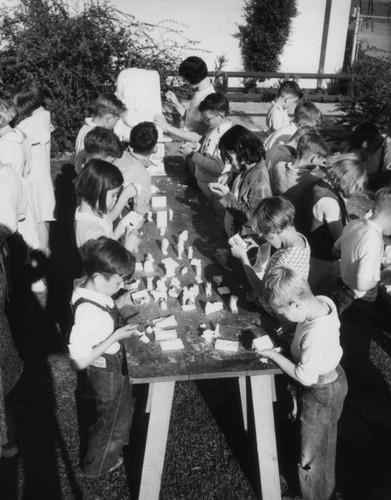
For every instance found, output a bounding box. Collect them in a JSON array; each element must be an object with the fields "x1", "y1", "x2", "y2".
[
  {"x1": 201, "y1": 329, "x2": 214, "y2": 342},
  {"x1": 120, "y1": 210, "x2": 144, "y2": 229},
  {"x1": 215, "y1": 339, "x2": 239, "y2": 352},
  {"x1": 217, "y1": 286, "x2": 231, "y2": 295},
  {"x1": 139, "y1": 334, "x2": 150, "y2": 344},
  {"x1": 151, "y1": 195, "x2": 167, "y2": 209},
  {"x1": 253, "y1": 335, "x2": 274, "y2": 351},
  {"x1": 154, "y1": 328, "x2": 177, "y2": 341},
  {"x1": 161, "y1": 257, "x2": 179, "y2": 269},
  {"x1": 160, "y1": 338, "x2": 184, "y2": 351},
  {"x1": 205, "y1": 301, "x2": 224, "y2": 314},
  {"x1": 156, "y1": 210, "x2": 168, "y2": 228},
  {"x1": 152, "y1": 314, "x2": 178, "y2": 328},
  {"x1": 181, "y1": 303, "x2": 197, "y2": 311}
]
